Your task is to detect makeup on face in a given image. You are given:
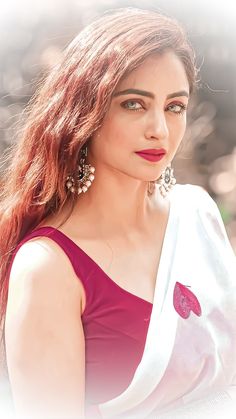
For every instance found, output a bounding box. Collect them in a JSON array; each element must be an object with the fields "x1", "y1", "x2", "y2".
[
  {"x1": 113, "y1": 88, "x2": 189, "y2": 115},
  {"x1": 135, "y1": 148, "x2": 166, "y2": 162},
  {"x1": 113, "y1": 88, "x2": 189, "y2": 100}
]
